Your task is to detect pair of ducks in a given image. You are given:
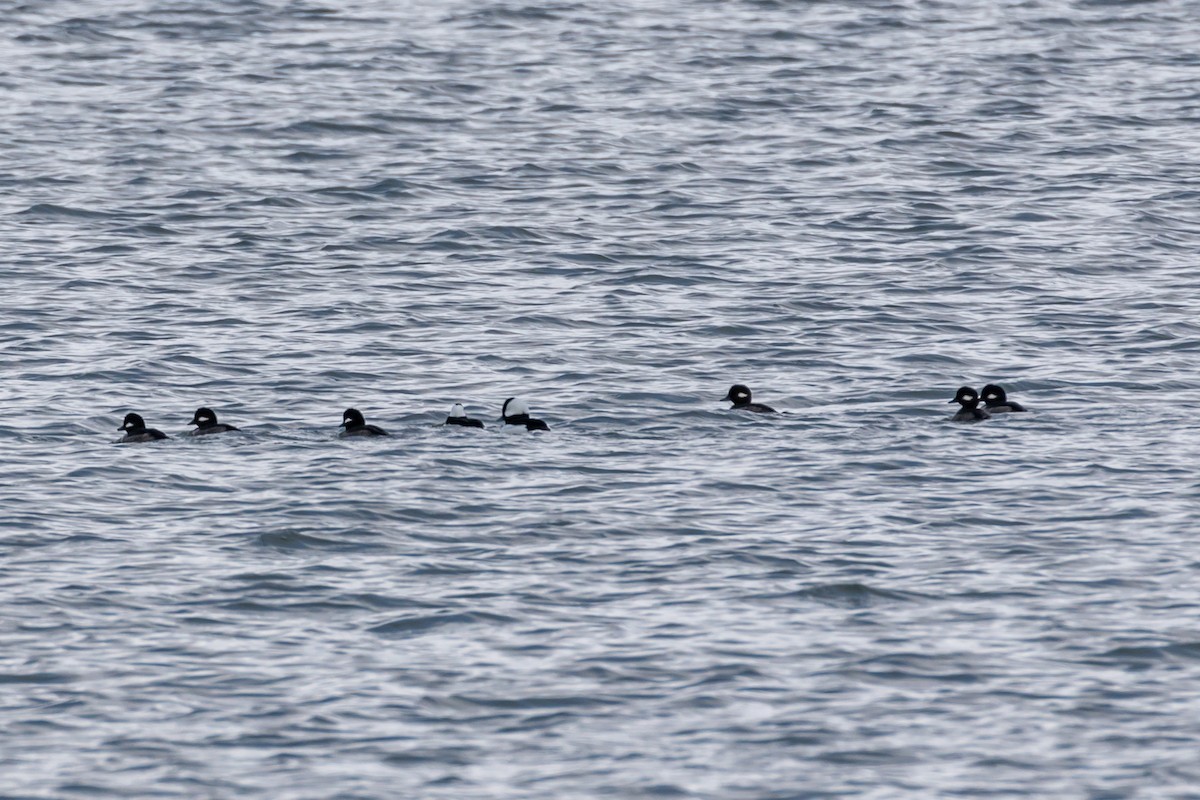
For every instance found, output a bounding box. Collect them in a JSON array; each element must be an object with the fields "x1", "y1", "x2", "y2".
[
  {"x1": 948, "y1": 384, "x2": 1026, "y2": 421},
  {"x1": 443, "y1": 398, "x2": 549, "y2": 432},
  {"x1": 118, "y1": 407, "x2": 236, "y2": 442},
  {"x1": 116, "y1": 398, "x2": 549, "y2": 443},
  {"x1": 358, "y1": 398, "x2": 549, "y2": 436}
]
